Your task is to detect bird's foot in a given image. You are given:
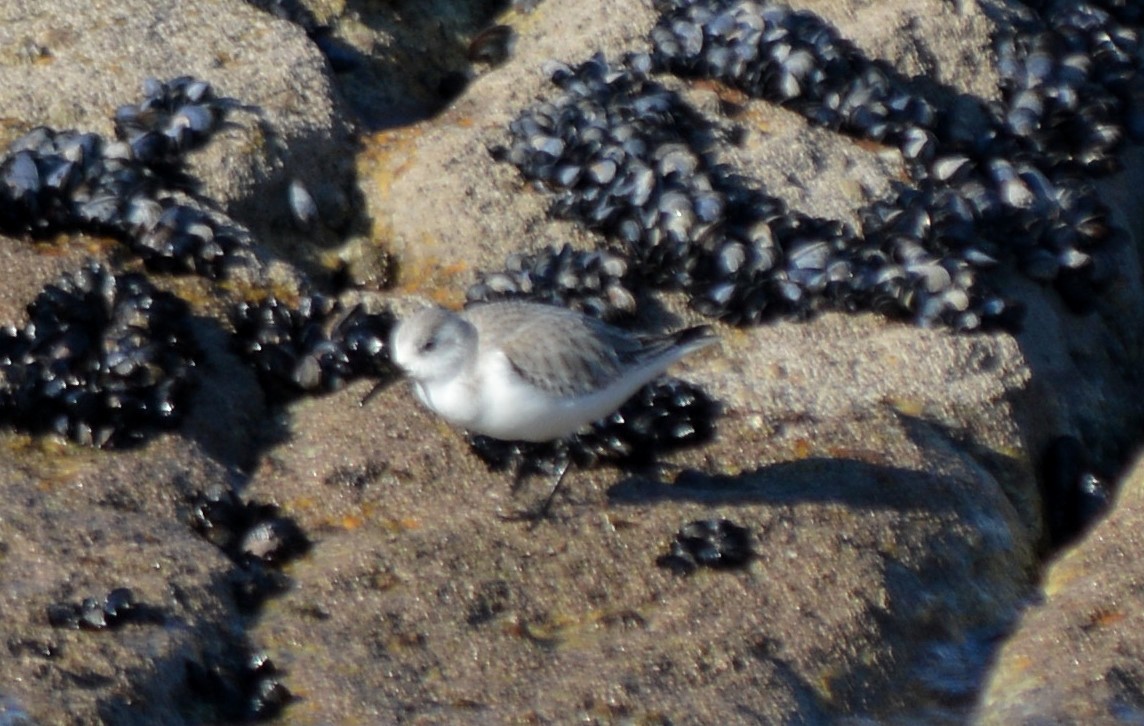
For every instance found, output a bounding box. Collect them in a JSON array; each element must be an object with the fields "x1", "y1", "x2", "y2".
[{"x1": 499, "y1": 454, "x2": 572, "y2": 525}]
